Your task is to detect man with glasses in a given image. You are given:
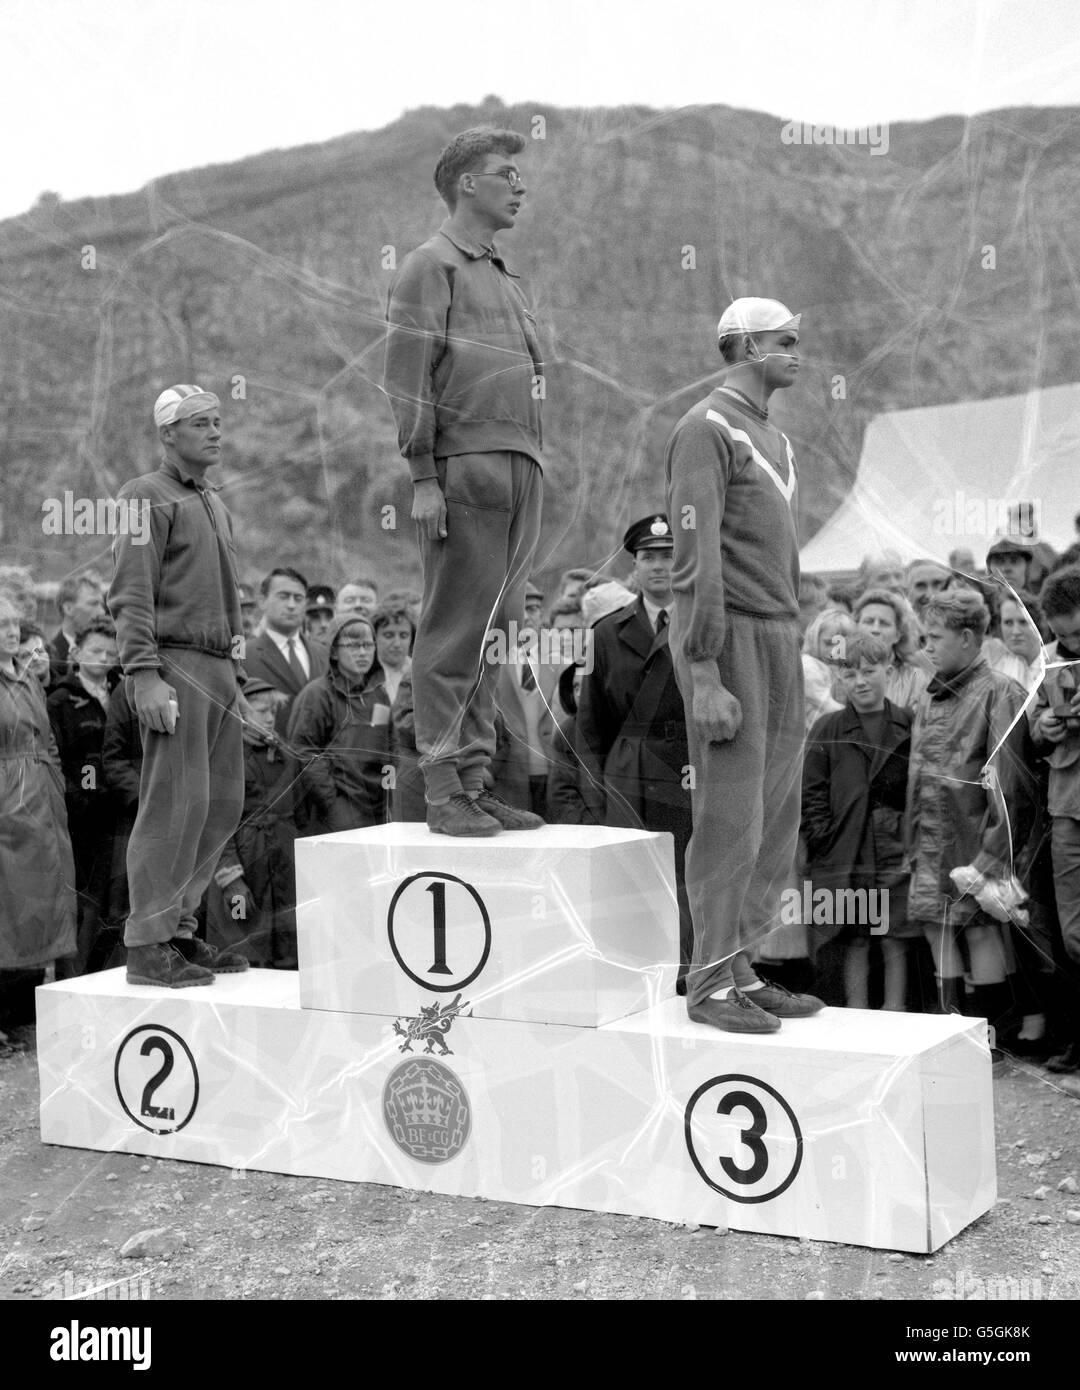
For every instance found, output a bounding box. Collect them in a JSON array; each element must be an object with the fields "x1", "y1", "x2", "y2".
[{"x1": 384, "y1": 126, "x2": 546, "y2": 837}]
